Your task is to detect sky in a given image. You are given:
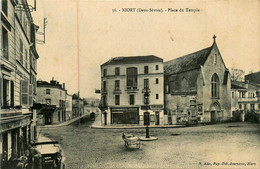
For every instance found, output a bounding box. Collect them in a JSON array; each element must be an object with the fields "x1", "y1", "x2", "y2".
[{"x1": 29, "y1": 0, "x2": 260, "y2": 98}]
